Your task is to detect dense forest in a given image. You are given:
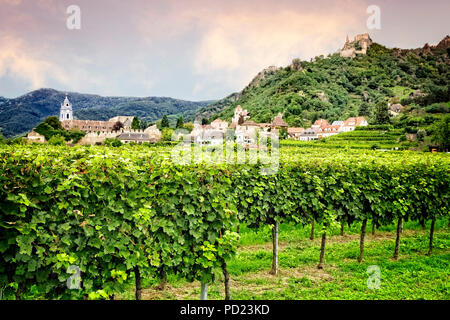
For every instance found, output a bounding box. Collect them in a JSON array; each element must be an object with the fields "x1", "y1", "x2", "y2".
[
  {"x1": 0, "y1": 88, "x2": 213, "y2": 138},
  {"x1": 196, "y1": 36, "x2": 450, "y2": 128}
]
